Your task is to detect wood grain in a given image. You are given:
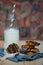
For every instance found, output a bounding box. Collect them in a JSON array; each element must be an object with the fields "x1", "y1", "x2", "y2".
[
  {"x1": 0, "y1": 59, "x2": 43, "y2": 65},
  {"x1": 0, "y1": 40, "x2": 4, "y2": 48}
]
